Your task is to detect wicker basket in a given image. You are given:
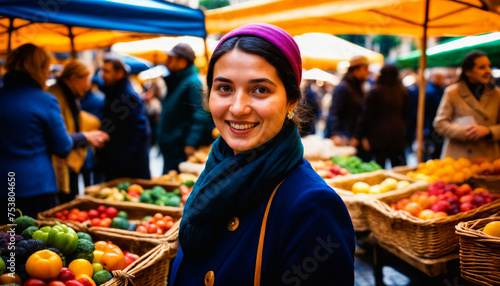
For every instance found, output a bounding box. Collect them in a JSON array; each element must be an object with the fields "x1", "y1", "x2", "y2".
[
  {"x1": 391, "y1": 165, "x2": 416, "y2": 175},
  {"x1": 0, "y1": 220, "x2": 178, "y2": 286},
  {"x1": 469, "y1": 175, "x2": 500, "y2": 194},
  {"x1": 456, "y1": 216, "x2": 500, "y2": 286},
  {"x1": 38, "y1": 196, "x2": 182, "y2": 240},
  {"x1": 326, "y1": 170, "x2": 427, "y2": 232},
  {"x1": 366, "y1": 185, "x2": 500, "y2": 259}
]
